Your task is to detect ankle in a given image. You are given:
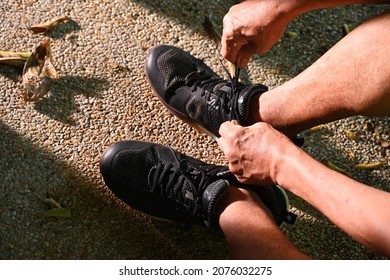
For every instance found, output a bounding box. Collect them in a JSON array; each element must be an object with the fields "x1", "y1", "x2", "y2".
[{"x1": 244, "y1": 94, "x2": 262, "y2": 125}]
